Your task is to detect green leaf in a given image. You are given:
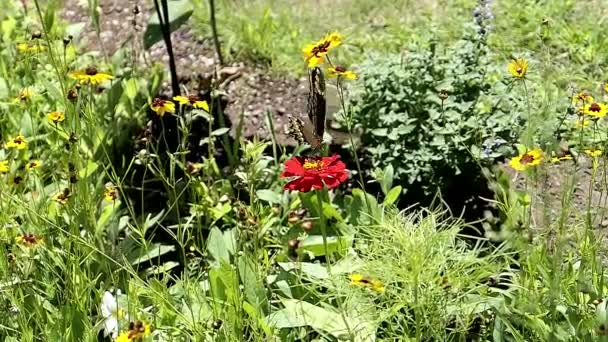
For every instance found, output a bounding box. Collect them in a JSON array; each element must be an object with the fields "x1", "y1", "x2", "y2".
[
  {"x1": 143, "y1": 0, "x2": 194, "y2": 50},
  {"x1": 381, "y1": 164, "x2": 394, "y2": 195},
  {"x1": 78, "y1": 160, "x2": 99, "y2": 180},
  {"x1": 130, "y1": 244, "x2": 176, "y2": 265},
  {"x1": 383, "y1": 186, "x2": 402, "y2": 206},
  {"x1": 256, "y1": 189, "x2": 282, "y2": 204},
  {"x1": 207, "y1": 227, "x2": 230, "y2": 264},
  {"x1": 124, "y1": 78, "x2": 139, "y2": 101},
  {"x1": 211, "y1": 127, "x2": 230, "y2": 136},
  {"x1": 298, "y1": 235, "x2": 353, "y2": 257},
  {"x1": 266, "y1": 299, "x2": 375, "y2": 341}
]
